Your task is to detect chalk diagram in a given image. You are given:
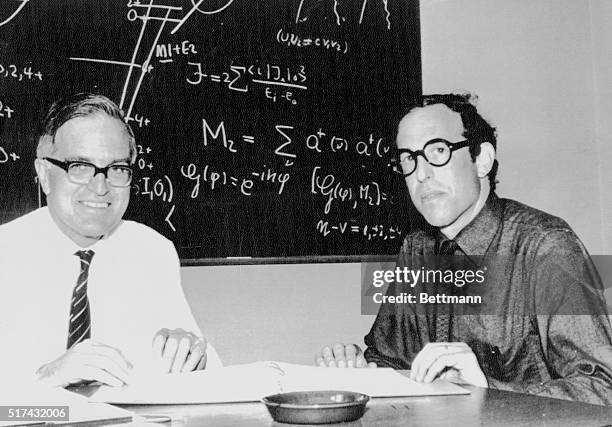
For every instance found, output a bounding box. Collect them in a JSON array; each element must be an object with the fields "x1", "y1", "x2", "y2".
[
  {"x1": 66, "y1": 0, "x2": 393, "y2": 120},
  {"x1": 68, "y1": 0, "x2": 236, "y2": 121},
  {"x1": 0, "y1": 0, "x2": 397, "y2": 123},
  {"x1": 0, "y1": 0, "x2": 31, "y2": 28},
  {"x1": 67, "y1": 1, "x2": 239, "y2": 232},
  {"x1": 295, "y1": 0, "x2": 391, "y2": 29}
]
